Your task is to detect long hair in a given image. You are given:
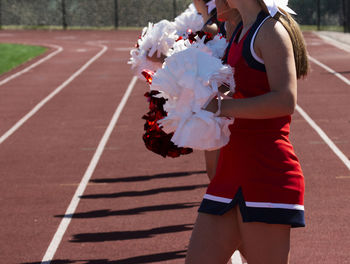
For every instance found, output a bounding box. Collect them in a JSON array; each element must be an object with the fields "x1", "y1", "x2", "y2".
[{"x1": 257, "y1": 0, "x2": 309, "y2": 79}]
